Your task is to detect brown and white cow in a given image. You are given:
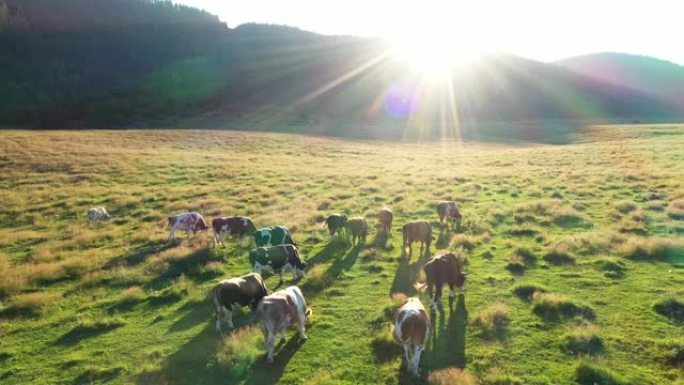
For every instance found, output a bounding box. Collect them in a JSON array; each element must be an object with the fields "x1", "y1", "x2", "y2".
[
  {"x1": 437, "y1": 201, "x2": 462, "y2": 230},
  {"x1": 212, "y1": 273, "x2": 269, "y2": 334},
  {"x1": 393, "y1": 297, "x2": 430, "y2": 377},
  {"x1": 378, "y1": 207, "x2": 393, "y2": 235},
  {"x1": 256, "y1": 286, "x2": 311, "y2": 363},
  {"x1": 402, "y1": 220, "x2": 432, "y2": 258},
  {"x1": 417, "y1": 252, "x2": 468, "y2": 311},
  {"x1": 167, "y1": 212, "x2": 209, "y2": 241},
  {"x1": 212, "y1": 216, "x2": 257, "y2": 247},
  {"x1": 87, "y1": 207, "x2": 111, "y2": 222}
]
